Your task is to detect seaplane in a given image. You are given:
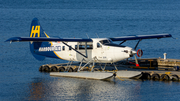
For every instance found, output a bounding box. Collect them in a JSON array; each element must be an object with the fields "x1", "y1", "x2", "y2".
[{"x1": 6, "y1": 18, "x2": 172, "y2": 80}]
